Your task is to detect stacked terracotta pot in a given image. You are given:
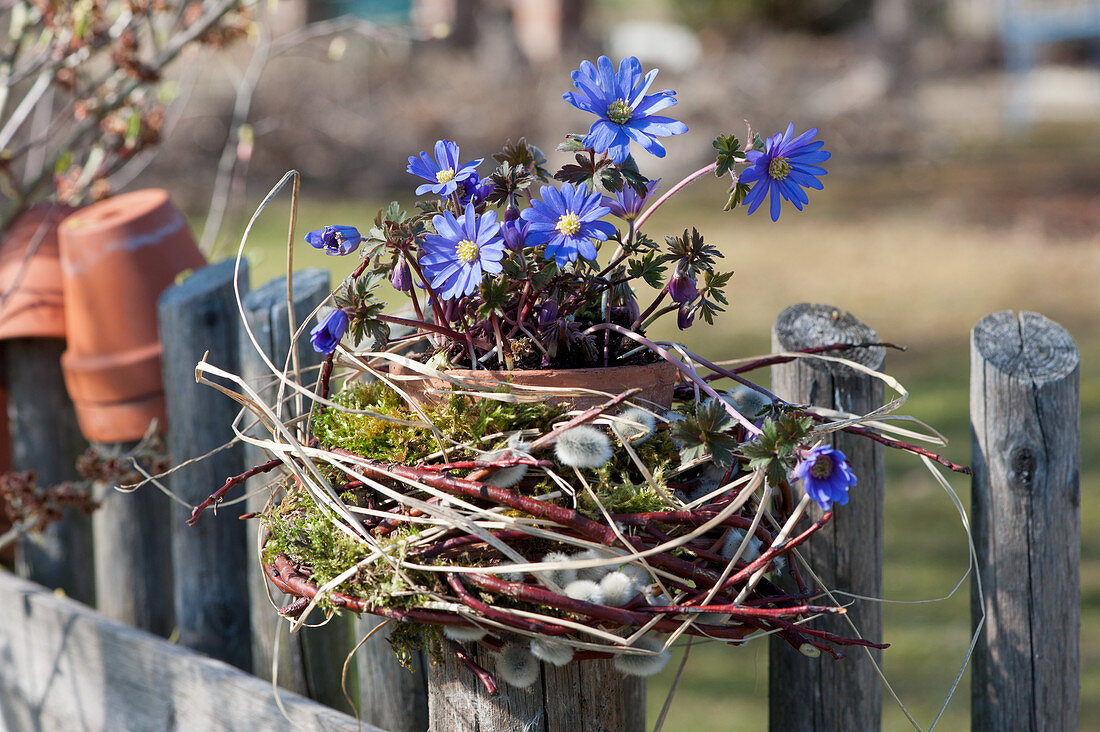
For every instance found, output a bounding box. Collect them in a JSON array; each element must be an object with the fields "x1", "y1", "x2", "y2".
[{"x1": 56, "y1": 190, "x2": 206, "y2": 443}]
